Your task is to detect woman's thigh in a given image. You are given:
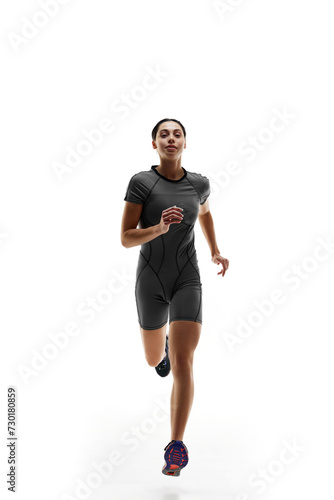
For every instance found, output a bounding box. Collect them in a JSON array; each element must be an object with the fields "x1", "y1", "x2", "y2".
[{"x1": 168, "y1": 320, "x2": 202, "y2": 367}]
